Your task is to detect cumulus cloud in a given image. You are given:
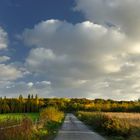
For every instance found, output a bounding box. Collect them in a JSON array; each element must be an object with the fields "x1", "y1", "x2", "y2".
[
  {"x1": 0, "y1": 56, "x2": 10, "y2": 63},
  {"x1": 0, "y1": 81, "x2": 51, "y2": 97},
  {"x1": 0, "y1": 64, "x2": 23, "y2": 81},
  {"x1": 75, "y1": 0, "x2": 140, "y2": 39},
  {"x1": 0, "y1": 27, "x2": 26, "y2": 84},
  {"x1": 0, "y1": 1, "x2": 140, "y2": 100},
  {"x1": 23, "y1": 20, "x2": 126, "y2": 77},
  {"x1": 21, "y1": 18, "x2": 140, "y2": 100},
  {"x1": 0, "y1": 27, "x2": 8, "y2": 50},
  {"x1": 27, "y1": 82, "x2": 34, "y2": 88}
]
